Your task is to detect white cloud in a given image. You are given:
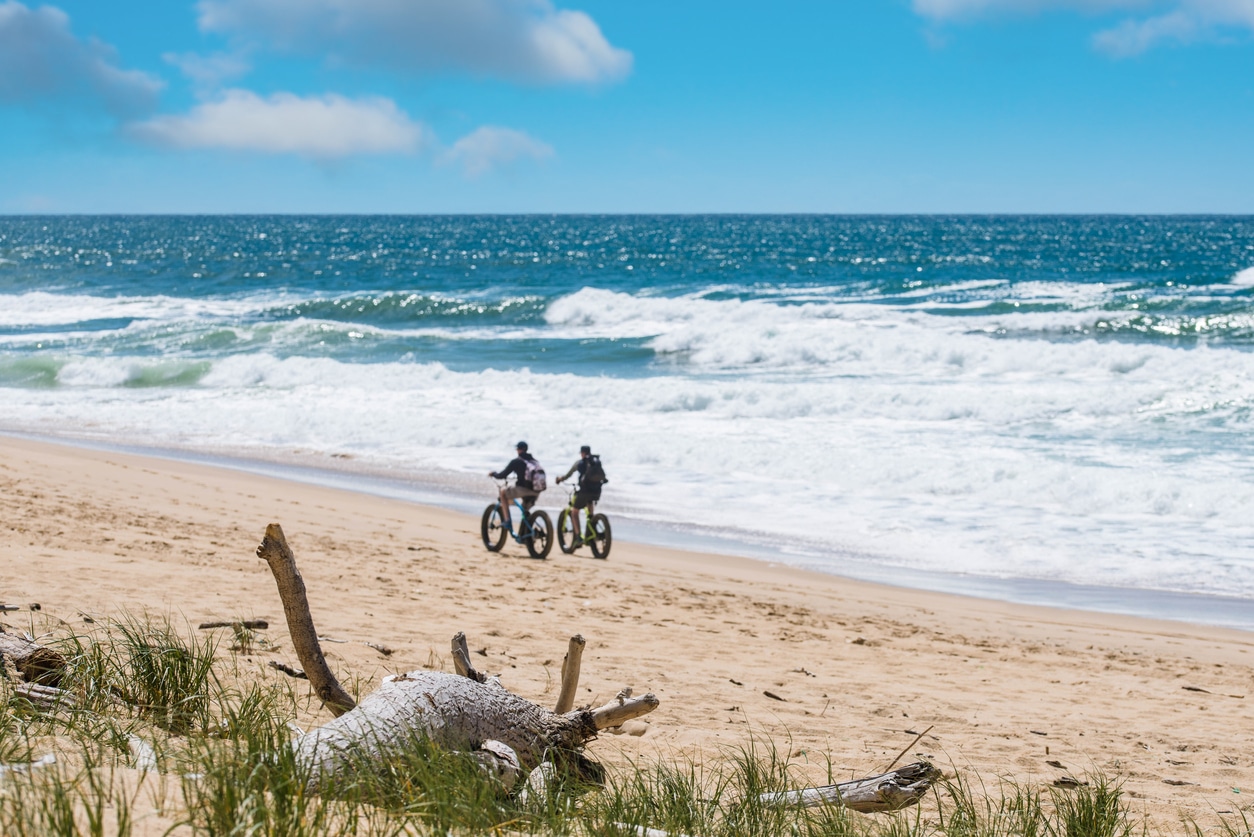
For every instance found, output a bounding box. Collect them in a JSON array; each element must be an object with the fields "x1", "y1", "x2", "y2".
[
  {"x1": 913, "y1": 0, "x2": 1254, "y2": 53},
  {"x1": 0, "y1": 1, "x2": 162, "y2": 116},
  {"x1": 195, "y1": 0, "x2": 632, "y2": 84},
  {"x1": 164, "y1": 50, "x2": 252, "y2": 94},
  {"x1": 1093, "y1": 1, "x2": 1254, "y2": 53},
  {"x1": 442, "y1": 126, "x2": 554, "y2": 177},
  {"x1": 913, "y1": 0, "x2": 1148, "y2": 18},
  {"x1": 129, "y1": 90, "x2": 425, "y2": 159}
]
